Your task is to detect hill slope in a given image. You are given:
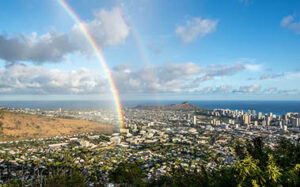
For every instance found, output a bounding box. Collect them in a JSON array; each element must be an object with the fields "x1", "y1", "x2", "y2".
[
  {"x1": 134, "y1": 101, "x2": 206, "y2": 111},
  {"x1": 0, "y1": 110, "x2": 115, "y2": 141}
]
